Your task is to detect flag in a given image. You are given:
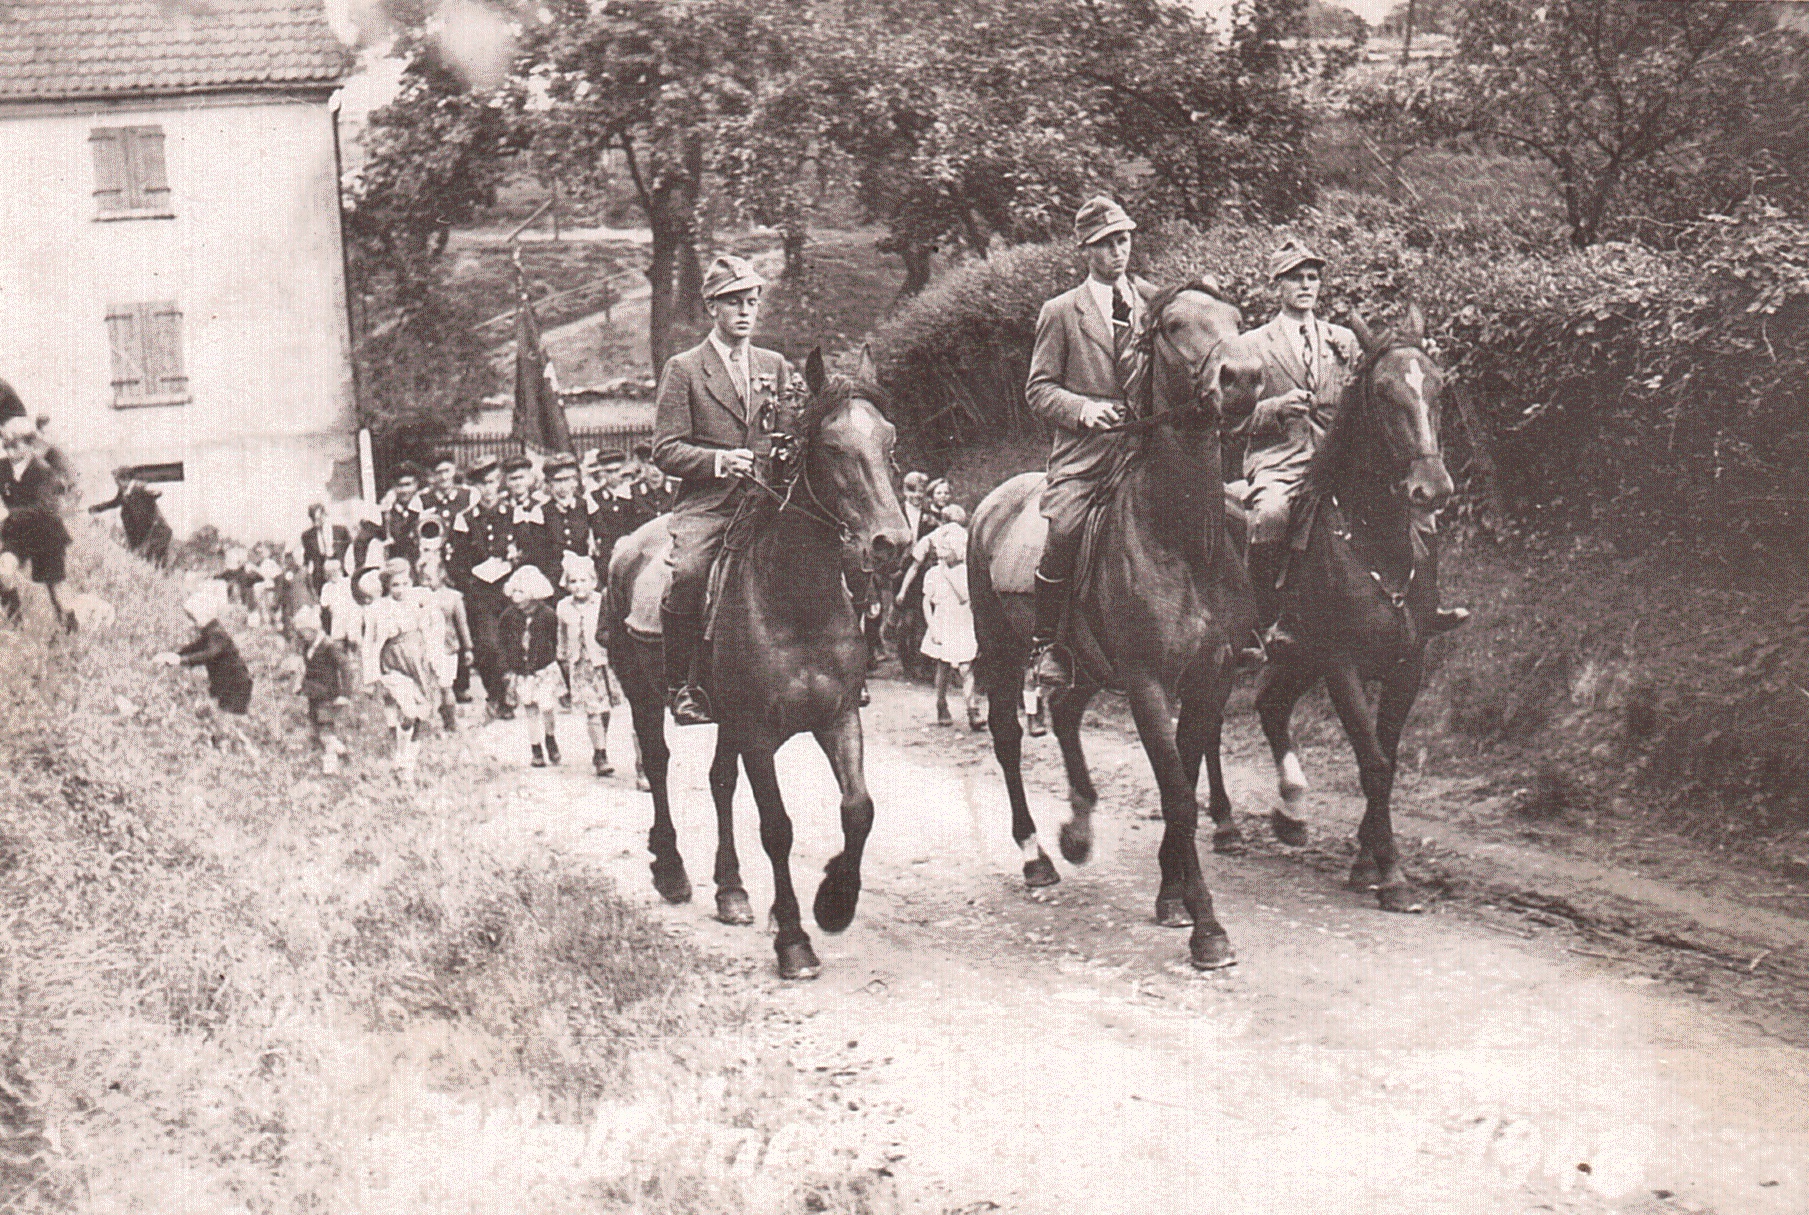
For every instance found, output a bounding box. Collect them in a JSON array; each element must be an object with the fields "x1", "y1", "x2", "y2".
[{"x1": 510, "y1": 277, "x2": 571, "y2": 455}]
